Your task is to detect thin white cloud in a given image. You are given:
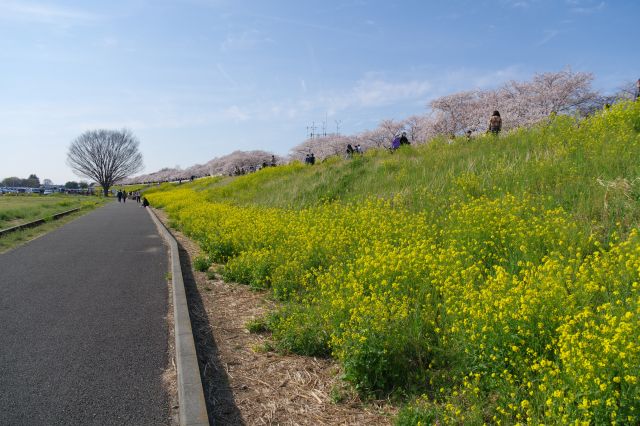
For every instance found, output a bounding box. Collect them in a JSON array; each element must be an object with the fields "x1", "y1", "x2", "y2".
[
  {"x1": 216, "y1": 63, "x2": 239, "y2": 87},
  {"x1": 101, "y1": 36, "x2": 118, "y2": 48},
  {"x1": 500, "y1": 0, "x2": 535, "y2": 8},
  {"x1": 0, "y1": 1, "x2": 99, "y2": 24},
  {"x1": 568, "y1": 0, "x2": 605, "y2": 13},
  {"x1": 260, "y1": 66, "x2": 526, "y2": 119},
  {"x1": 247, "y1": 12, "x2": 371, "y2": 39},
  {"x1": 535, "y1": 29, "x2": 560, "y2": 46},
  {"x1": 319, "y1": 75, "x2": 433, "y2": 113},
  {"x1": 220, "y1": 29, "x2": 274, "y2": 52},
  {"x1": 221, "y1": 105, "x2": 249, "y2": 122}
]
